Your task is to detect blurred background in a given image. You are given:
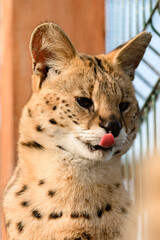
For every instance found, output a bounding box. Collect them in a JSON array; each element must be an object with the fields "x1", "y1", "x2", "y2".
[{"x1": 0, "y1": 0, "x2": 159, "y2": 239}]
